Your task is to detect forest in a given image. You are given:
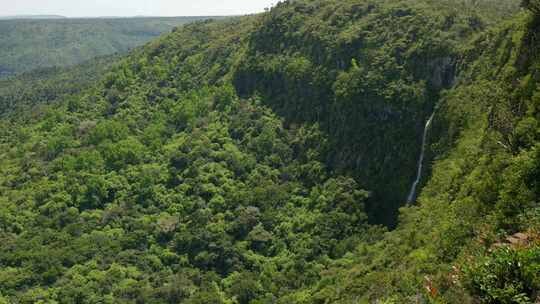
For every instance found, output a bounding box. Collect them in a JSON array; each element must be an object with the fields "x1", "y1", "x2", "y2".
[
  {"x1": 0, "y1": 0, "x2": 540, "y2": 303},
  {"x1": 0, "y1": 17, "x2": 211, "y2": 78}
]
